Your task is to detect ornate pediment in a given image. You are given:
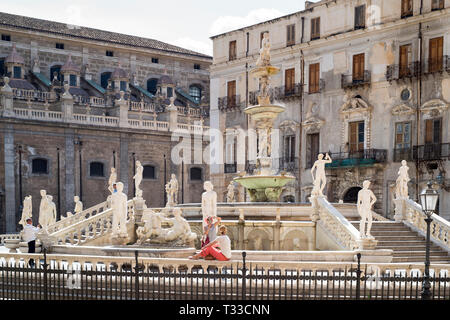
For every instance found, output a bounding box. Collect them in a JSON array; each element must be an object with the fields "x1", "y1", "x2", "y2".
[
  {"x1": 420, "y1": 99, "x2": 448, "y2": 117},
  {"x1": 279, "y1": 120, "x2": 299, "y2": 135},
  {"x1": 340, "y1": 96, "x2": 372, "y2": 117},
  {"x1": 391, "y1": 103, "x2": 415, "y2": 116},
  {"x1": 302, "y1": 116, "x2": 324, "y2": 133}
]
